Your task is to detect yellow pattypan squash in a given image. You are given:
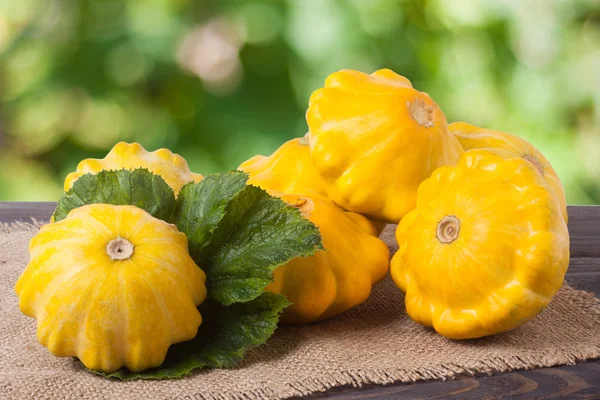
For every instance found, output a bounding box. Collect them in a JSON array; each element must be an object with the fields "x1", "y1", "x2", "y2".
[
  {"x1": 238, "y1": 137, "x2": 387, "y2": 234},
  {"x1": 239, "y1": 137, "x2": 330, "y2": 196},
  {"x1": 390, "y1": 150, "x2": 570, "y2": 339},
  {"x1": 449, "y1": 121, "x2": 568, "y2": 224},
  {"x1": 64, "y1": 142, "x2": 203, "y2": 195},
  {"x1": 15, "y1": 204, "x2": 207, "y2": 373},
  {"x1": 305, "y1": 68, "x2": 464, "y2": 223},
  {"x1": 266, "y1": 193, "x2": 390, "y2": 324}
]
